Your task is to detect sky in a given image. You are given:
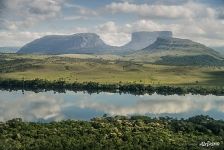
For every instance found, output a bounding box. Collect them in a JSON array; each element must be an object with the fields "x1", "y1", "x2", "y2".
[{"x1": 0, "y1": 0, "x2": 224, "y2": 48}]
